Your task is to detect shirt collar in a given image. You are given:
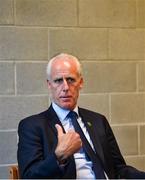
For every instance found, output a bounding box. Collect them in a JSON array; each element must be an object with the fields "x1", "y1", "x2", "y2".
[{"x1": 52, "y1": 102, "x2": 79, "y2": 122}]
